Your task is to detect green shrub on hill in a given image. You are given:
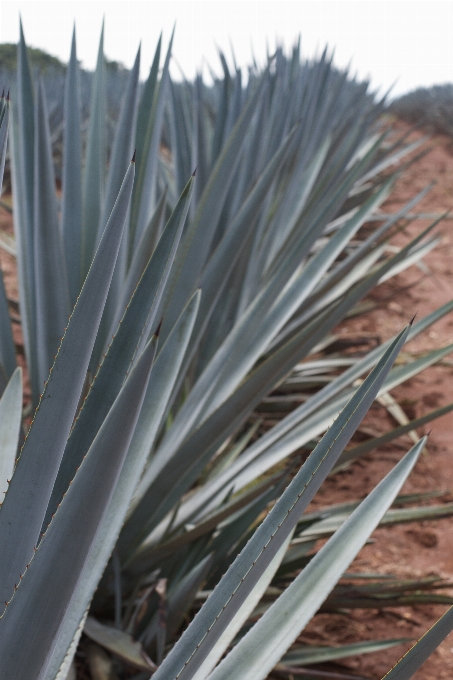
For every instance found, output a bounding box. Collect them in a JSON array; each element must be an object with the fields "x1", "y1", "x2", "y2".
[{"x1": 0, "y1": 42, "x2": 66, "y2": 74}]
